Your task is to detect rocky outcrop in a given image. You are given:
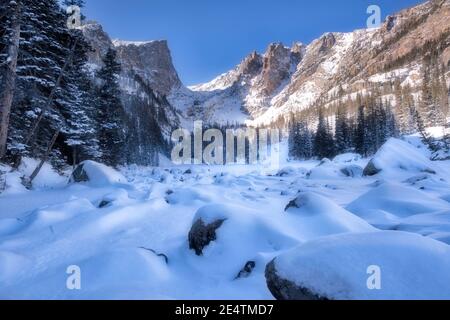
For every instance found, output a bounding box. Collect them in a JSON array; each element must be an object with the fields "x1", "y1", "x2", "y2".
[
  {"x1": 113, "y1": 40, "x2": 182, "y2": 96},
  {"x1": 260, "y1": 43, "x2": 302, "y2": 96},
  {"x1": 82, "y1": 21, "x2": 182, "y2": 96},
  {"x1": 265, "y1": 260, "x2": 327, "y2": 300}
]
